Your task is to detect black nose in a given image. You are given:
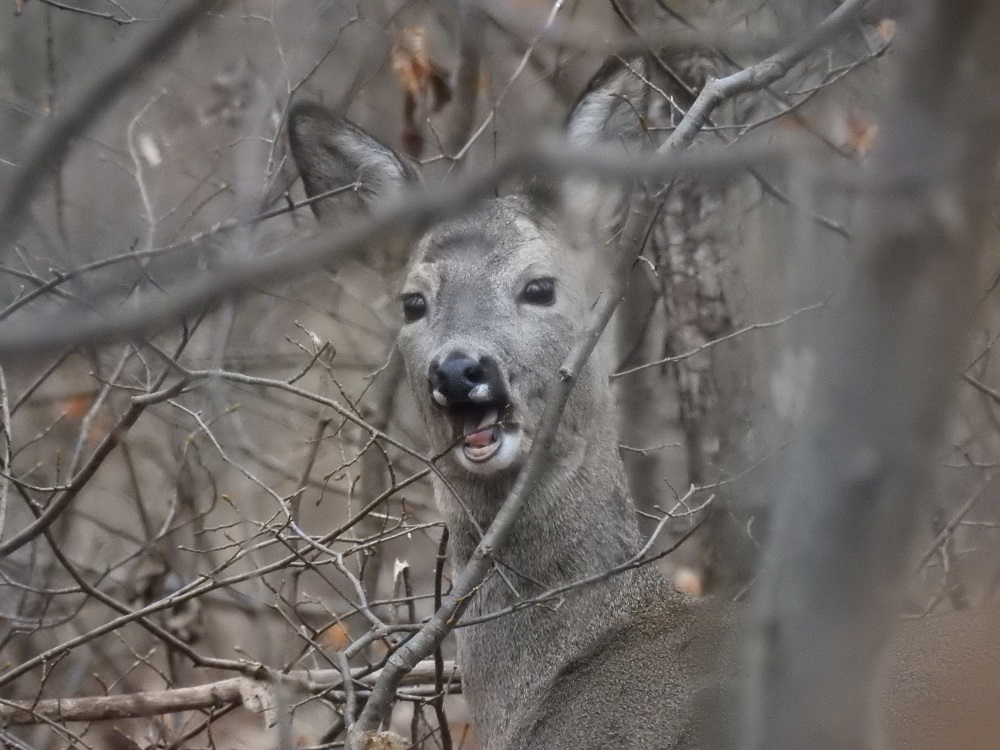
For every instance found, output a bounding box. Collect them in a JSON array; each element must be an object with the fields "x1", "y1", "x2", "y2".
[{"x1": 430, "y1": 352, "x2": 491, "y2": 404}]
